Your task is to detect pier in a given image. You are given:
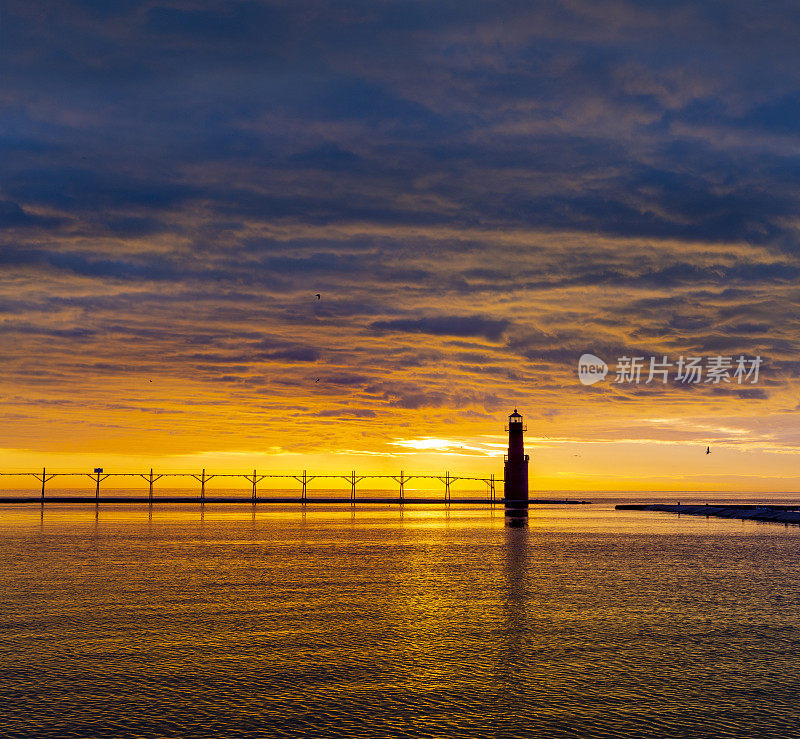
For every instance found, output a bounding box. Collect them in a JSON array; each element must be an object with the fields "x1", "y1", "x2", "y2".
[
  {"x1": 0, "y1": 468, "x2": 591, "y2": 505},
  {"x1": 616, "y1": 503, "x2": 800, "y2": 525}
]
